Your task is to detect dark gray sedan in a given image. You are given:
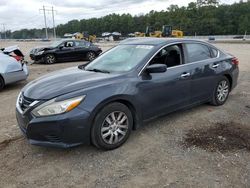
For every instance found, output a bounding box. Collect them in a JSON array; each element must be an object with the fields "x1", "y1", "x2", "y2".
[{"x1": 16, "y1": 38, "x2": 239, "y2": 150}]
